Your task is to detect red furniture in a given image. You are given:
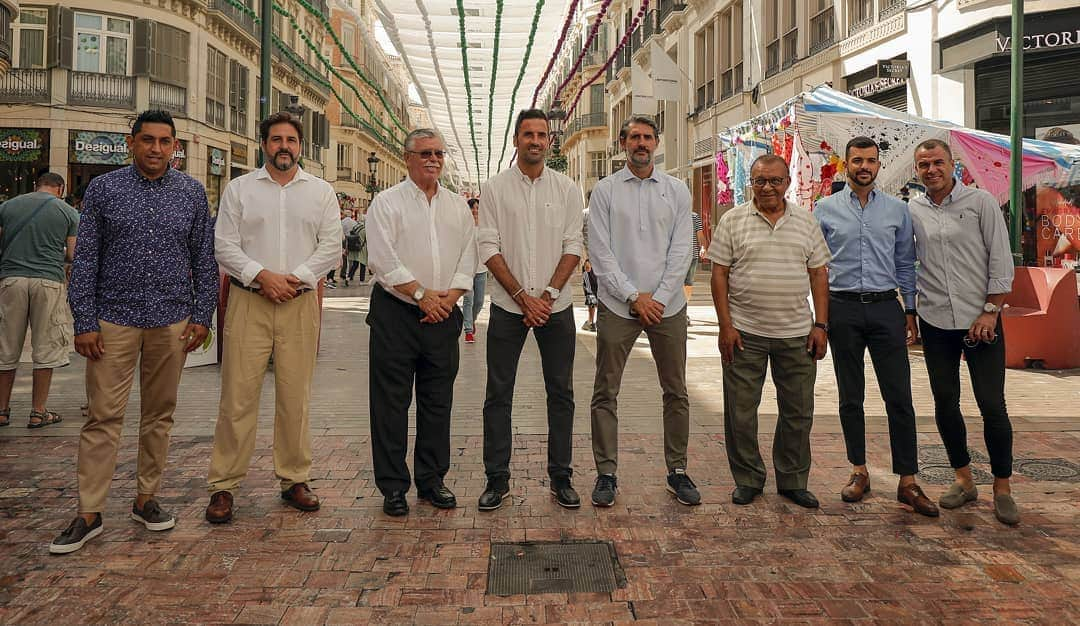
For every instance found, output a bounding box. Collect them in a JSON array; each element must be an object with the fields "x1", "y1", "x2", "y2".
[{"x1": 1002, "y1": 267, "x2": 1080, "y2": 369}]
